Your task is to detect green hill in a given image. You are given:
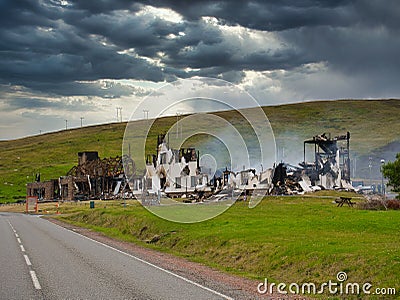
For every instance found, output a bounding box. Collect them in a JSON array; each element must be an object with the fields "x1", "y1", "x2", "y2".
[{"x1": 1, "y1": 99, "x2": 400, "y2": 203}]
